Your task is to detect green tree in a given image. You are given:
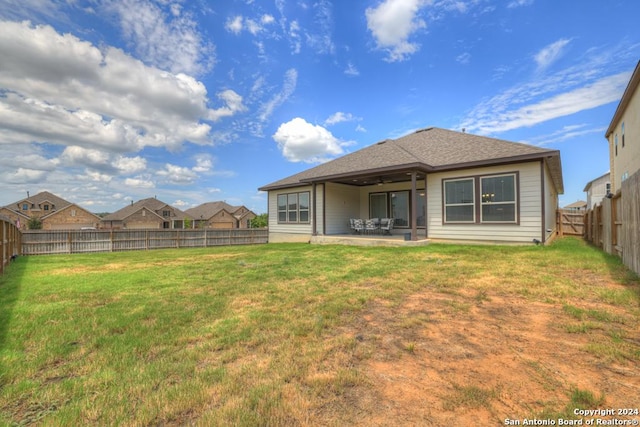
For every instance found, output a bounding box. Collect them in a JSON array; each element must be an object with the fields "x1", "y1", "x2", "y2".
[
  {"x1": 250, "y1": 213, "x2": 268, "y2": 228},
  {"x1": 184, "y1": 218, "x2": 192, "y2": 229},
  {"x1": 27, "y1": 217, "x2": 42, "y2": 230}
]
